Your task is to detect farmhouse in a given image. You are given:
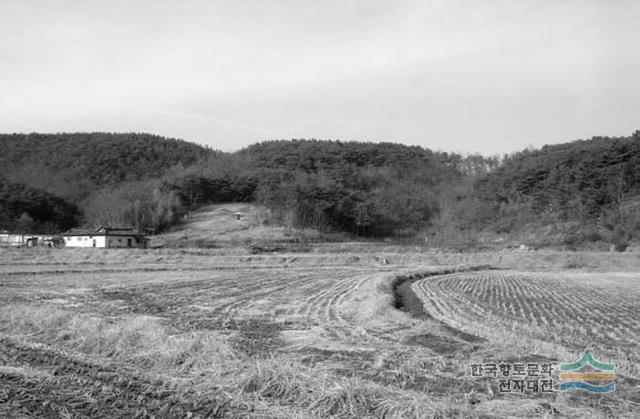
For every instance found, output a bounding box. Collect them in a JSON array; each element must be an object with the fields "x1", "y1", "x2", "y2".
[{"x1": 63, "y1": 226, "x2": 148, "y2": 248}]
